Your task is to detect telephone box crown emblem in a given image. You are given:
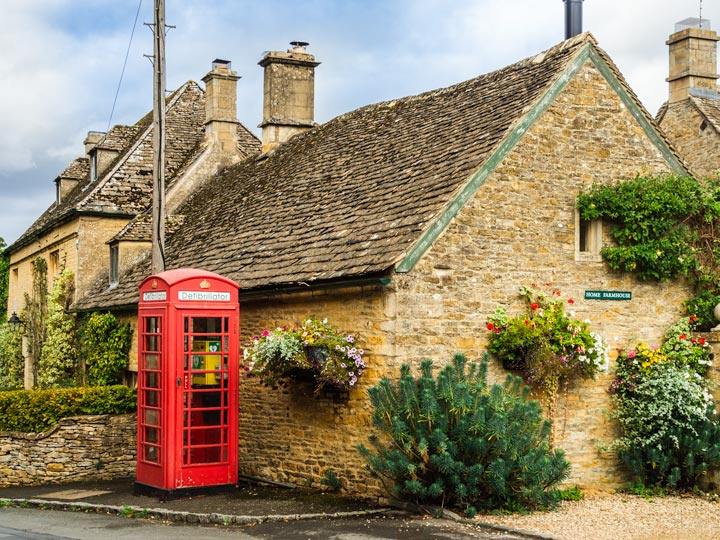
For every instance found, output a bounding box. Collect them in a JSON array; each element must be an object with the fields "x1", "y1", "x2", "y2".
[
  {"x1": 199, "y1": 279, "x2": 211, "y2": 289},
  {"x1": 151, "y1": 280, "x2": 158, "y2": 289}
]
